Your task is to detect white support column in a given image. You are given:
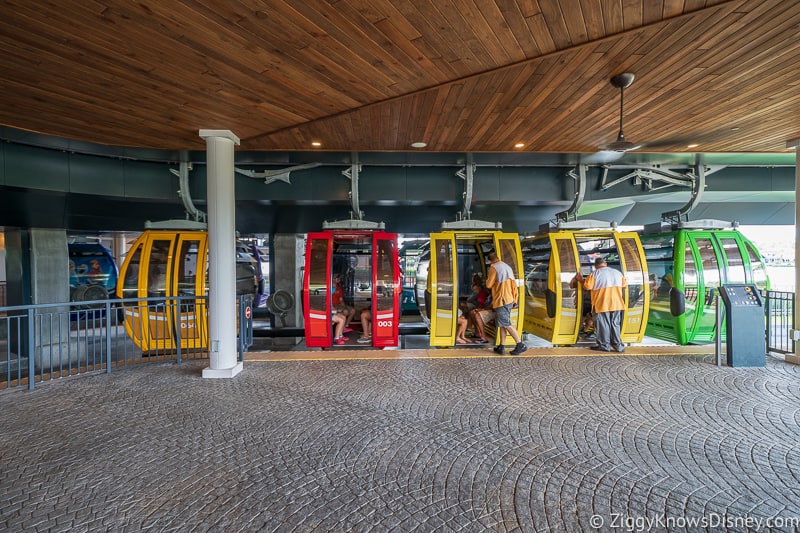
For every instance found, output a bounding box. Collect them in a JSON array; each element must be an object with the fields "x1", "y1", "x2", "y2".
[
  {"x1": 113, "y1": 232, "x2": 127, "y2": 268},
  {"x1": 199, "y1": 129, "x2": 243, "y2": 378},
  {"x1": 787, "y1": 138, "x2": 800, "y2": 364}
]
